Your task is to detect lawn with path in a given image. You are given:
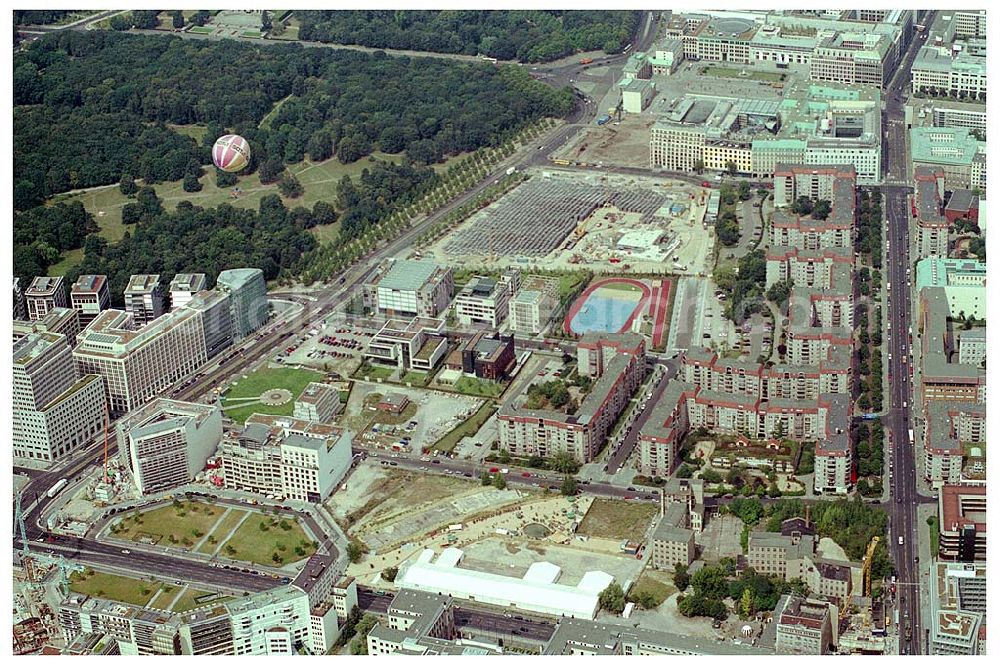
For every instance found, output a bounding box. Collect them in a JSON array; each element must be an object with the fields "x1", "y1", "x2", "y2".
[
  {"x1": 221, "y1": 366, "x2": 323, "y2": 423},
  {"x1": 195, "y1": 507, "x2": 250, "y2": 554},
  {"x1": 576, "y1": 498, "x2": 658, "y2": 542},
  {"x1": 431, "y1": 402, "x2": 496, "y2": 454},
  {"x1": 69, "y1": 569, "x2": 162, "y2": 606},
  {"x1": 112, "y1": 500, "x2": 224, "y2": 549},
  {"x1": 220, "y1": 514, "x2": 316, "y2": 567}
]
